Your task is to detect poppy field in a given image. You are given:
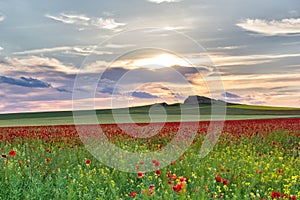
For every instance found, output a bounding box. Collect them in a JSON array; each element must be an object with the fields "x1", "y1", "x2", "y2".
[{"x1": 0, "y1": 118, "x2": 299, "y2": 199}]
